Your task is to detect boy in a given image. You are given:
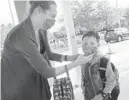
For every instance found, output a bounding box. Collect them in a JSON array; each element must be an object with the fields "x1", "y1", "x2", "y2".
[{"x1": 81, "y1": 31, "x2": 119, "y2": 100}]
